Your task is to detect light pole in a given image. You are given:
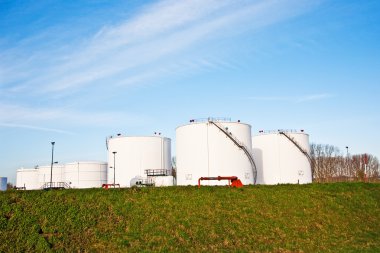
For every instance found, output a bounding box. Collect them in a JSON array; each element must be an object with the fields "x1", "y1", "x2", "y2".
[
  {"x1": 112, "y1": 151, "x2": 117, "y2": 188},
  {"x1": 50, "y1": 142, "x2": 55, "y2": 187},
  {"x1": 345, "y1": 146, "x2": 349, "y2": 180}
]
